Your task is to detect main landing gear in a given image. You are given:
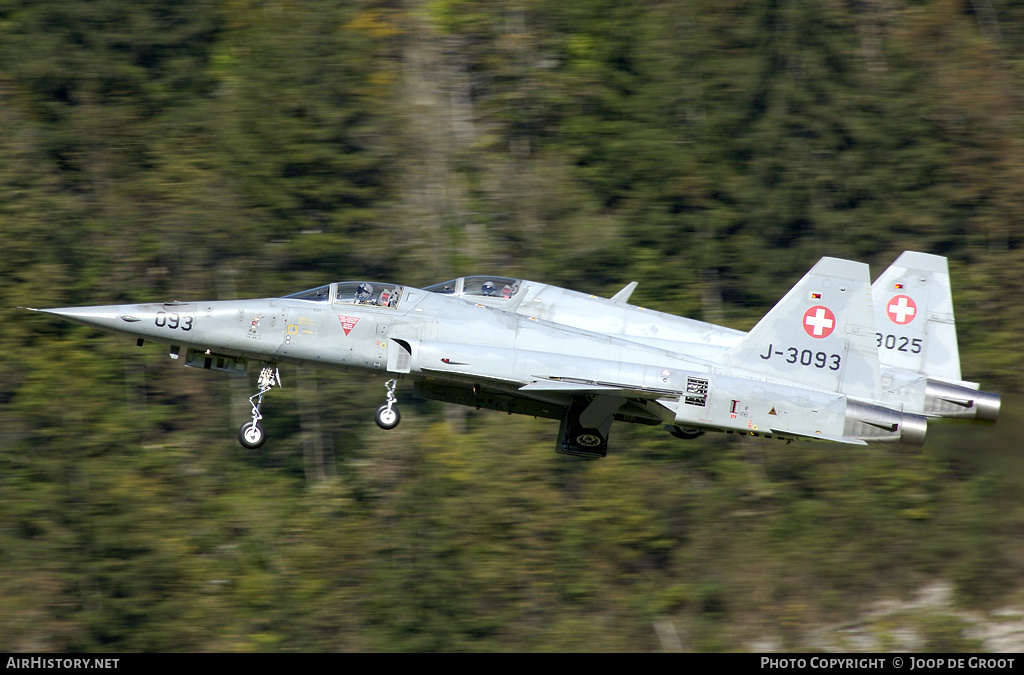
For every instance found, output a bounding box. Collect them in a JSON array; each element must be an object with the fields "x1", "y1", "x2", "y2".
[
  {"x1": 375, "y1": 379, "x2": 401, "y2": 430},
  {"x1": 238, "y1": 364, "x2": 280, "y2": 449}
]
